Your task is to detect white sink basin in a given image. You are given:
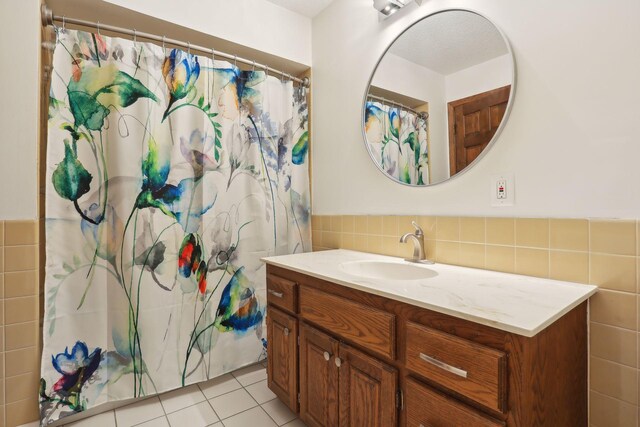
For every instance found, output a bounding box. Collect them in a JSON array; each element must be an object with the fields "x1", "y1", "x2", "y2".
[{"x1": 339, "y1": 260, "x2": 438, "y2": 281}]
